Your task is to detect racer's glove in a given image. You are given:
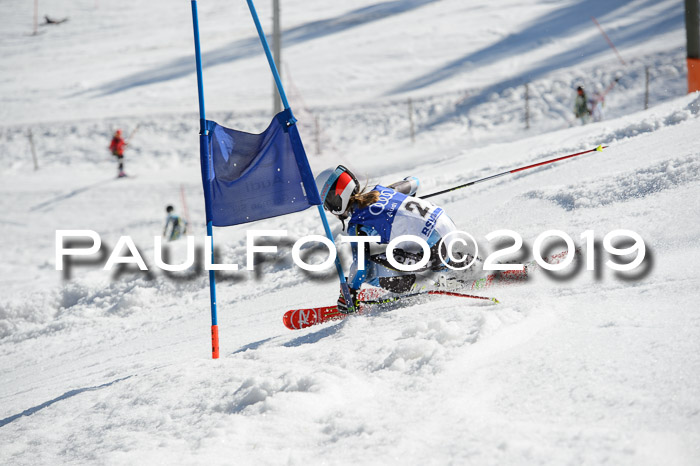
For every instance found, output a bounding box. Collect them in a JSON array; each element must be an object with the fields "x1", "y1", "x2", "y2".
[{"x1": 337, "y1": 287, "x2": 359, "y2": 314}]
